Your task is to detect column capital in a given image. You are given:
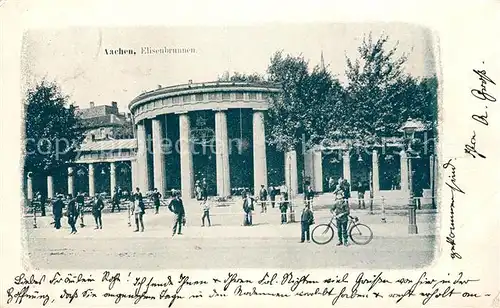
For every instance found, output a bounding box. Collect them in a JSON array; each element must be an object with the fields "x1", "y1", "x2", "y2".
[
  {"x1": 213, "y1": 107, "x2": 228, "y2": 112},
  {"x1": 253, "y1": 107, "x2": 267, "y2": 112},
  {"x1": 175, "y1": 111, "x2": 189, "y2": 115}
]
